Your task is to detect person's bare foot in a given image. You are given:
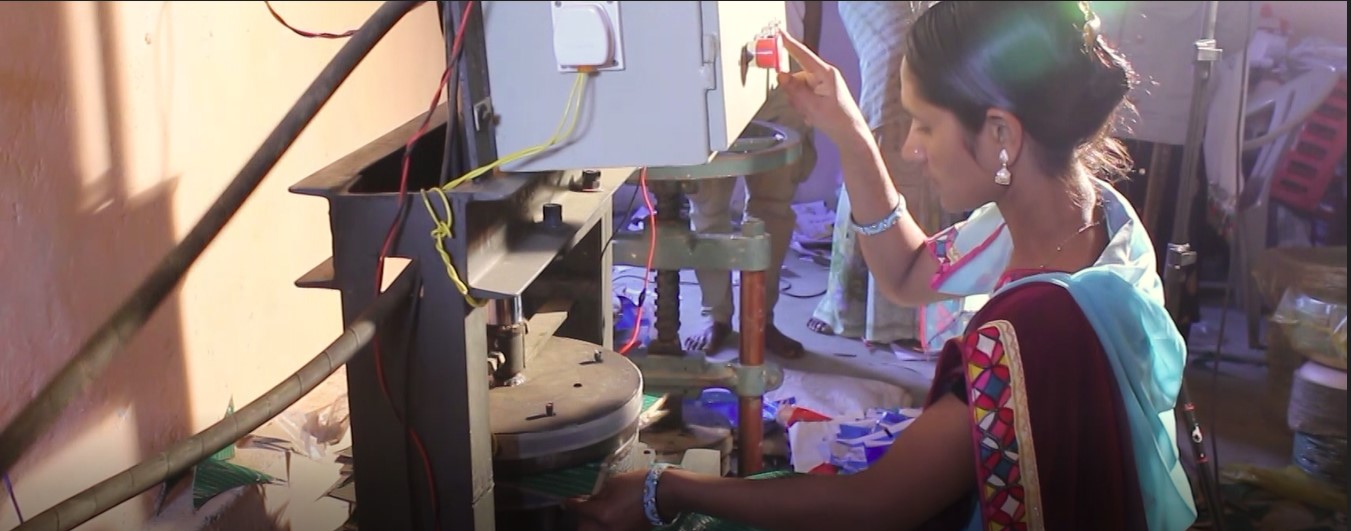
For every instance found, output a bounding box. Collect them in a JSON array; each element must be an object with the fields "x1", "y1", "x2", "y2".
[
  {"x1": 766, "y1": 324, "x2": 805, "y2": 359},
  {"x1": 805, "y1": 317, "x2": 835, "y2": 336},
  {"x1": 684, "y1": 321, "x2": 734, "y2": 353}
]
